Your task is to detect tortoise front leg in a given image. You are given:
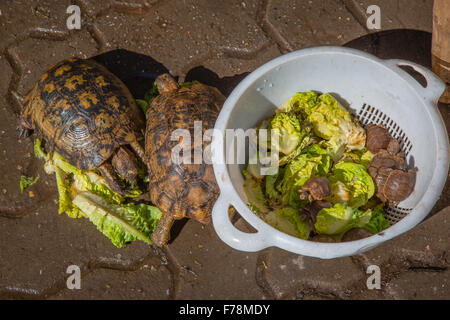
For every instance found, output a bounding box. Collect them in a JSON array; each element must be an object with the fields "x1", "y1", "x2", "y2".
[
  {"x1": 151, "y1": 213, "x2": 175, "y2": 247},
  {"x1": 98, "y1": 161, "x2": 128, "y2": 195},
  {"x1": 129, "y1": 140, "x2": 145, "y2": 163},
  {"x1": 17, "y1": 118, "x2": 33, "y2": 139}
]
